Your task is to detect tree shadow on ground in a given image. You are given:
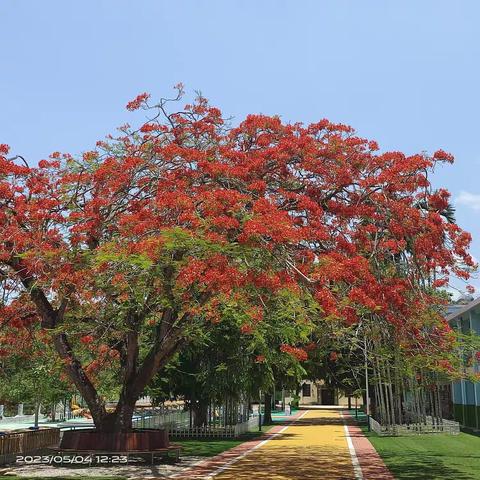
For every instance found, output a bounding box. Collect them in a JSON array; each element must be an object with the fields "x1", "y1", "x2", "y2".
[
  {"x1": 373, "y1": 450, "x2": 480, "y2": 480},
  {"x1": 209, "y1": 444, "x2": 357, "y2": 480}
]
